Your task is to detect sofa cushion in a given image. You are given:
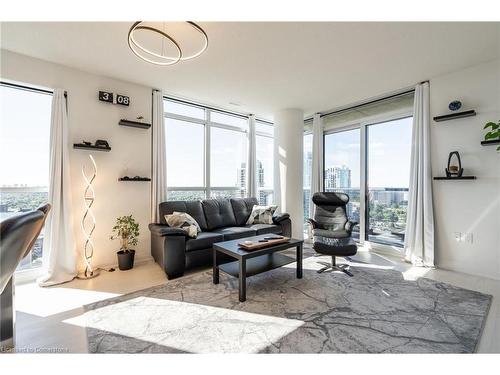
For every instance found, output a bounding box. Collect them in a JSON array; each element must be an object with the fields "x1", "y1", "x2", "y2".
[
  {"x1": 185, "y1": 232, "x2": 224, "y2": 252},
  {"x1": 159, "y1": 201, "x2": 208, "y2": 231},
  {"x1": 230, "y1": 197, "x2": 259, "y2": 225},
  {"x1": 212, "y1": 227, "x2": 256, "y2": 241},
  {"x1": 246, "y1": 223, "x2": 282, "y2": 235},
  {"x1": 201, "y1": 199, "x2": 237, "y2": 230}
]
